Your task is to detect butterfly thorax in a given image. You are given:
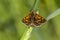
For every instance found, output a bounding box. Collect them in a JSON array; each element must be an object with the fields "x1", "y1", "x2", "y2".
[{"x1": 30, "y1": 10, "x2": 35, "y2": 22}]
